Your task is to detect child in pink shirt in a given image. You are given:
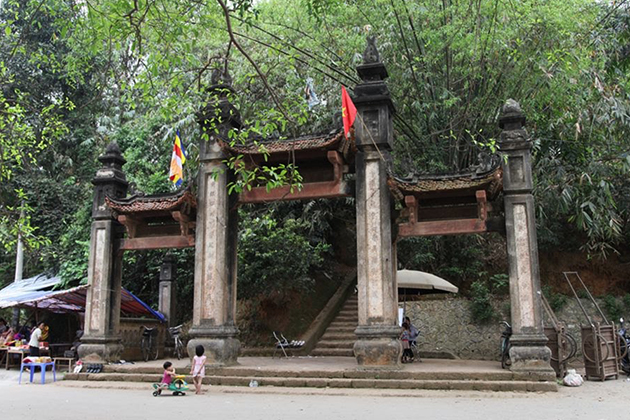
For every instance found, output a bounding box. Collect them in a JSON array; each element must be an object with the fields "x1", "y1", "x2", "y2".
[
  {"x1": 157, "y1": 361, "x2": 176, "y2": 394},
  {"x1": 190, "y1": 345, "x2": 207, "y2": 394}
]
